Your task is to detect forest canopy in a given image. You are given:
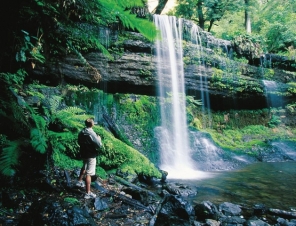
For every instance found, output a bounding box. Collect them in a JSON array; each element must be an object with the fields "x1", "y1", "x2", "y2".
[{"x1": 169, "y1": 0, "x2": 296, "y2": 54}]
